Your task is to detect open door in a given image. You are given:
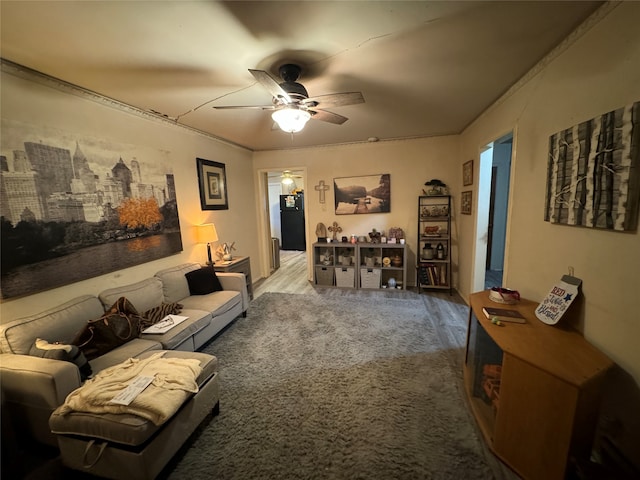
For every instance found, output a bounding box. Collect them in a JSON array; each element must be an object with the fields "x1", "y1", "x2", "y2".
[{"x1": 472, "y1": 133, "x2": 513, "y2": 292}]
